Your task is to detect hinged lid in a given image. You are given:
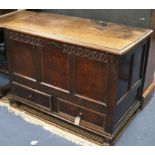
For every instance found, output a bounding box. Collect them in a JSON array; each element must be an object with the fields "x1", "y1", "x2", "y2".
[{"x1": 0, "y1": 10, "x2": 153, "y2": 55}]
